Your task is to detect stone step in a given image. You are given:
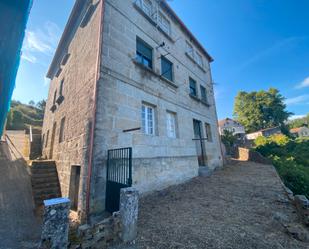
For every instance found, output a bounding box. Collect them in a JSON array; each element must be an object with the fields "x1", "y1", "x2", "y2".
[
  {"x1": 31, "y1": 167, "x2": 57, "y2": 174},
  {"x1": 34, "y1": 194, "x2": 61, "y2": 205},
  {"x1": 33, "y1": 188, "x2": 61, "y2": 196},
  {"x1": 31, "y1": 176, "x2": 59, "y2": 184},
  {"x1": 32, "y1": 181, "x2": 59, "y2": 189},
  {"x1": 31, "y1": 161, "x2": 56, "y2": 169},
  {"x1": 31, "y1": 172, "x2": 58, "y2": 179}
]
